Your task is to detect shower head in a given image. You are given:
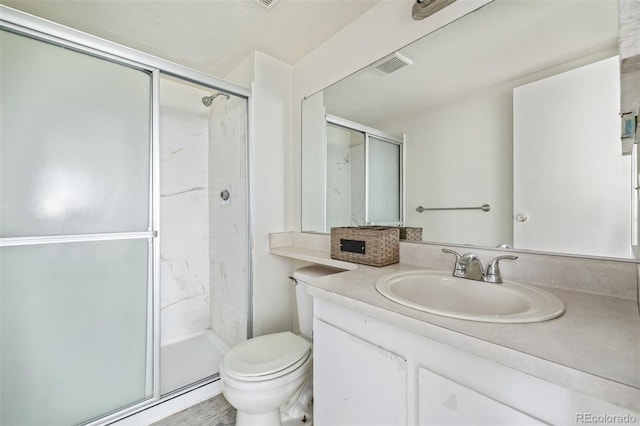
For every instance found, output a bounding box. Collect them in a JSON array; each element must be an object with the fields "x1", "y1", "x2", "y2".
[{"x1": 202, "y1": 92, "x2": 230, "y2": 107}]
